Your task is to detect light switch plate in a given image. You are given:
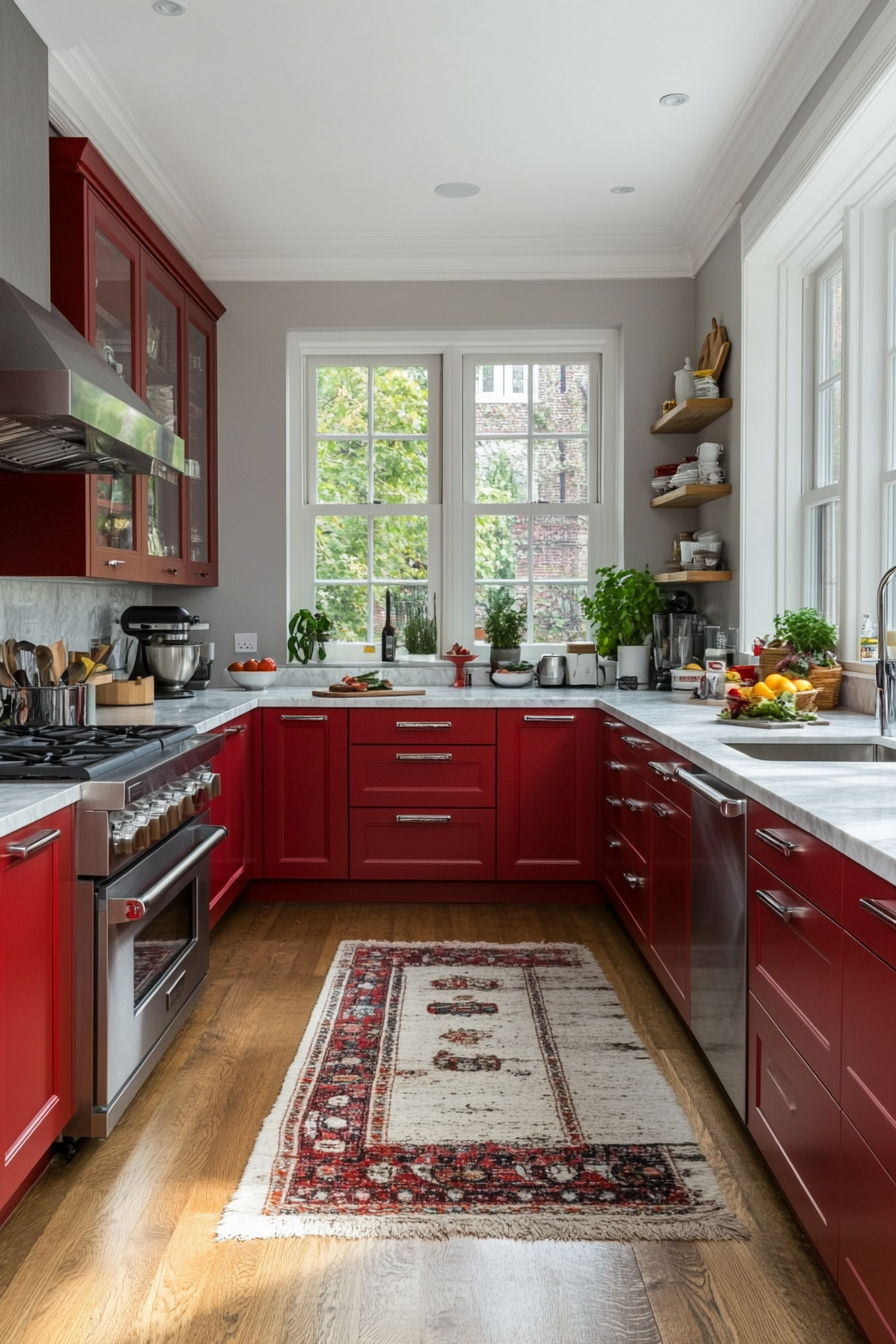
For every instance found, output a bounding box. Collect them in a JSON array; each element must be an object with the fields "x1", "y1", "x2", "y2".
[{"x1": 234, "y1": 633, "x2": 257, "y2": 653}]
